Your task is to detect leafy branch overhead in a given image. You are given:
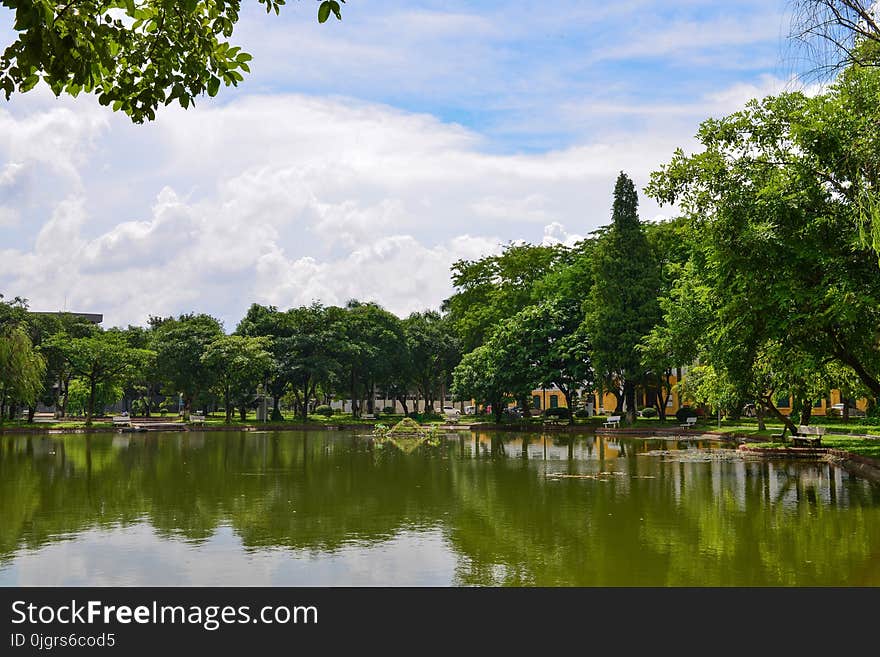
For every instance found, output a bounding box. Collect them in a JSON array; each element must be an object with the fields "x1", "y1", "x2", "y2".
[{"x1": 0, "y1": 0, "x2": 346, "y2": 123}]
